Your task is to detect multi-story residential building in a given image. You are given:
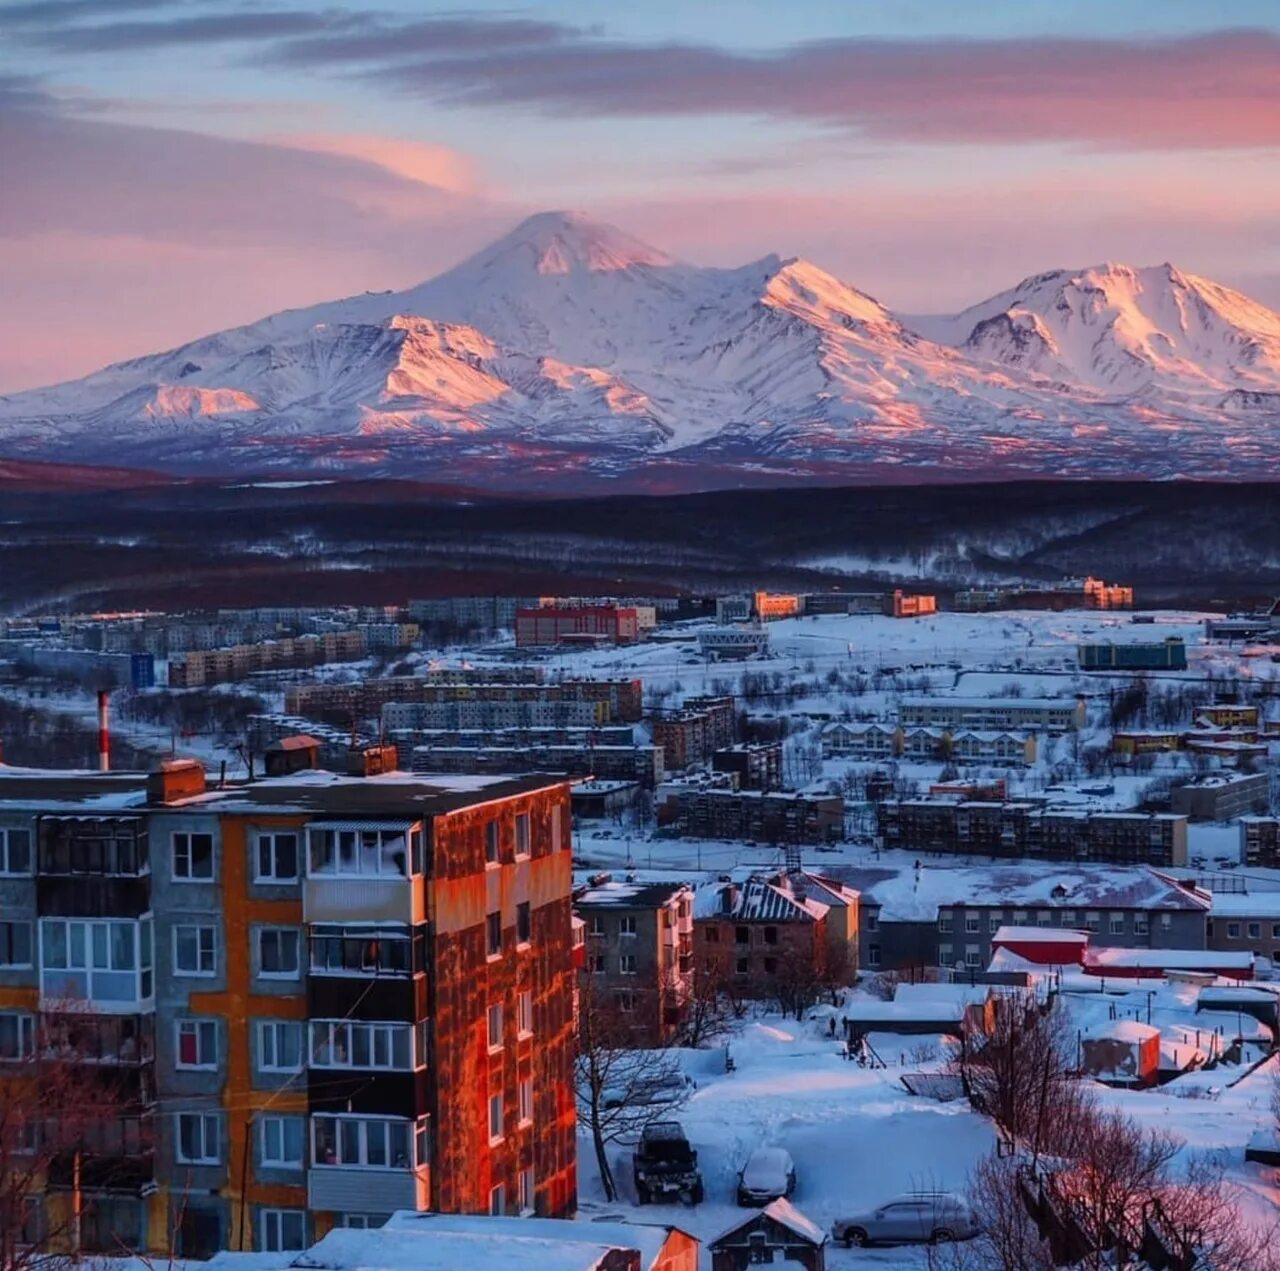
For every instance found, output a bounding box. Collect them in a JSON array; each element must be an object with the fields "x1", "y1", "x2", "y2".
[
  {"x1": 169, "y1": 632, "x2": 368, "y2": 689},
  {"x1": 408, "y1": 742, "x2": 665, "y2": 788},
  {"x1": 947, "y1": 730, "x2": 1038, "y2": 766},
  {"x1": 1206, "y1": 891, "x2": 1280, "y2": 964},
  {"x1": 876, "y1": 799, "x2": 1188, "y2": 867},
  {"x1": 694, "y1": 870, "x2": 859, "y2": 993},
  {"x1": 1171, "y1": 774, "x2": 1271, "y2": 821},
  {"x1": 0, "y1": 760, "x2": 577, "y2": 1258},
  {"x1": 1241, "y1": 817, "x2": 1280, "y2": 868},
  {"x1": 514, "y1": 606, "x2": 641, "y2": 647},
  {"x1": 651, "y1": 697, "x2": 736, "y2": 770},
  {"x1": 711, "y1": 743, "x2": 783, "y2": 792},
  {"x1": 897, "y1": 696, "x2": 1085, "y2": 733},
  {"x1": 674, "y1": 790, "x2": 844, "y2": 845},
  {"x1": 840, "y1": 864, "x2": 1208, "y2": 973},
  {"x1": 574, "y1": 880, "x2": 694, "y2": 1044},
  {"x1": 288, "y1": 678, "x2": 643, "y2": 726},
  {"x1": 407, "y1": 597, "x2": 545, "y2": 634},
  {"x1": 820, "y1": 722, "x2": 899, "y2": 760}
]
